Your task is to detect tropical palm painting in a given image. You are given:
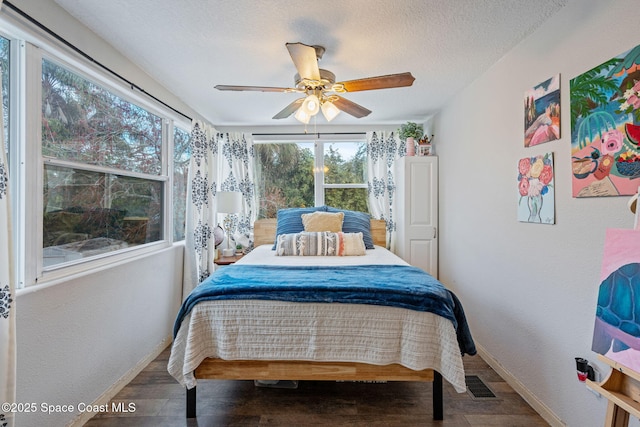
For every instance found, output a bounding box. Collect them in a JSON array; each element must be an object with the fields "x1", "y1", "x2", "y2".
[
  {"x1": 524, "y1": 74, "x2": 560, "y2": 147},
  {"x1": 570, "y1": 44, "x2": 640, "y2": 197}
]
